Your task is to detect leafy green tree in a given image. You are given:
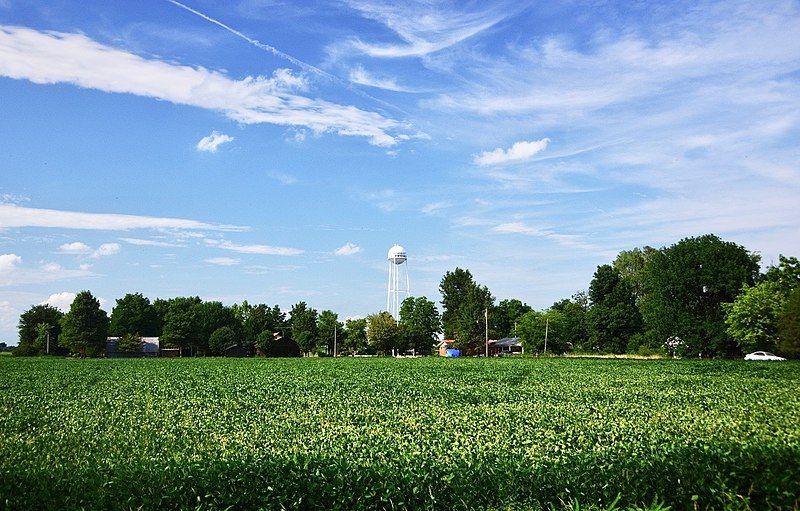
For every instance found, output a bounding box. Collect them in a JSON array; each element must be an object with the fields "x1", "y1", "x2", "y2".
[
  {"x1": 290, "y1": 302, "x2": 318, "y2": 355},
  {"x1": 117, "y1": 332, "x2": 144, "y2": 353},
  {"x1": 550, "y1": 291, "x2": 590, "y2": 349},
  {"x1": 366, "y1": 311, "x2": 403, "y2": 355},
  {"x1": 587, "y1": 265, "x2": 641, "y2": 353},
  {"x1": 724, "y1": 282, "x2": 785, "y2": 354},
  {"x1": 399, "y1": 296, "x2": 441, "y2": 355},
  {"x1": 152, "y1": 298, "x2": 170, "y2": 336},
  {"x1": 613, "y1": 246, "x2": 657, "y2": 304},
  {"x1": 518, "y1": 309, "x2": 567, "y2": 354},
  {"x1": 641, "y1": 234, "x2": 760, "y2": 357},
  {"x1": 16, "y1": 304, "x2": 64, "y2": 356},
  {"x1": 160, "y1": 296, "x2": 201, "y2": 355},
  {"x1": 492, "y1": 298, "x2": 531, "y2": 338},
  {"x1": 110, "y1": 293, "x2": 158, "y2": 336},
  {"x1": 235, "y1": 302, "x2": 286, "y2": 351},
  {"x1": 762, "y1": 255, "x2": 800, "y2": 296},
  {"x1": 317, "y1": 310, "x2": 343, "y2": 356},
  {"x1": 59, "y1": 291, "x2": 109, "y2": 357},
  {"x1": 439, "y1": 268, "x2": 494, "y2": 353},
  {"x1": 209, "y1": 326, "x2": 237, "y2": 355},
  {"x1": 194, "y1": 301, "x2": 240, "y2": 354},
  {"x1": 777, "y1": 288, "x2": 800, "y2": 358},
  {"x1": 343, "y1": 318, "x2": 368, "y2": 355}
]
